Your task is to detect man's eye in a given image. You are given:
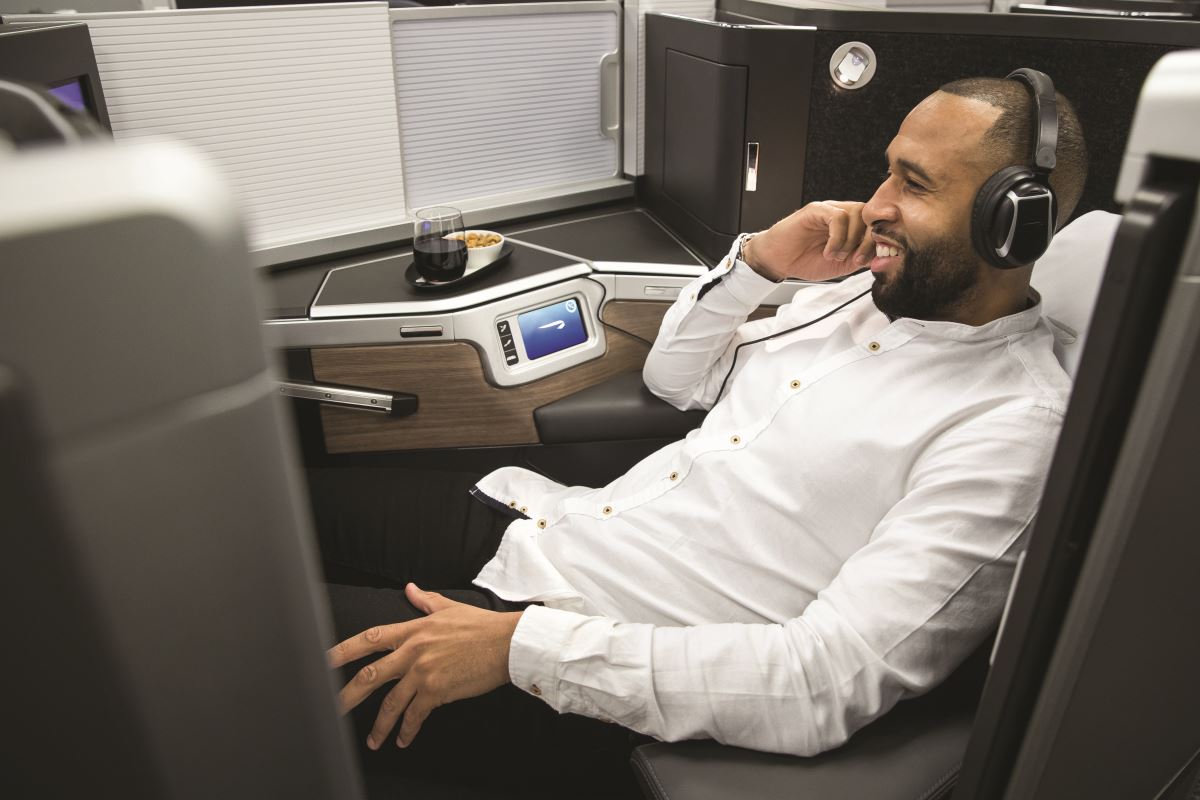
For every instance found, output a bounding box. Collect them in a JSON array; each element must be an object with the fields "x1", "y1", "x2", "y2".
[{"x1": 905, "y1": 178, "x2": 927, "y2": 193}]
